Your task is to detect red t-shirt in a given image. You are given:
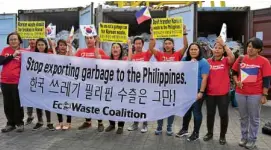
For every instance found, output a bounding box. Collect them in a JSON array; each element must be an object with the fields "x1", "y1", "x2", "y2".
[
  {"x1": 155, "y1": 51, "x2": 182, "y2": 62},
  {"x1": 75, "y1": 48, "x2": 107, "y2": 58},
  {"x1": 131, "y1": 51, "x2": 152, "y2": 61},
  {"x1": 207, "y1": 57, "x2": 230, "y2": 95},
  {"x1": 1, "y1": 47, "x2": 27, "y2": 84},
  {"x1": 232, "y1": 55, "x2": 271, "y2": 95}
]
